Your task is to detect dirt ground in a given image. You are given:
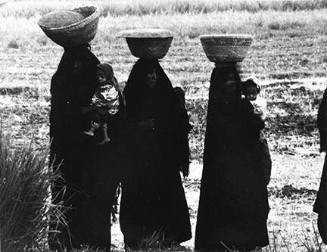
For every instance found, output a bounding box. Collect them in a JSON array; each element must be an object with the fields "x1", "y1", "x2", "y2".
[{"x1": 1, "y1": 77, "x2": 327, "y2": 251}]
